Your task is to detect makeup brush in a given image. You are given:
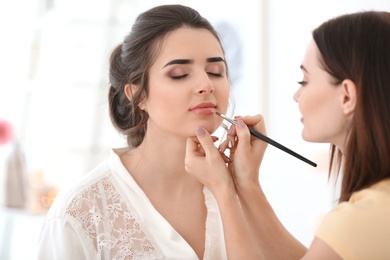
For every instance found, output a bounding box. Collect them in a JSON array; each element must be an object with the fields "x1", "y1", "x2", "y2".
[{"x1": 216, "y1": 112, "x2": 317, "y2": 167}]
